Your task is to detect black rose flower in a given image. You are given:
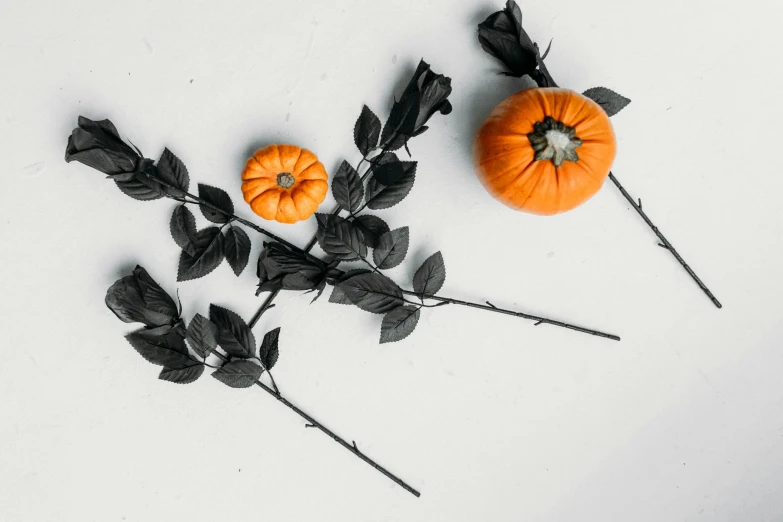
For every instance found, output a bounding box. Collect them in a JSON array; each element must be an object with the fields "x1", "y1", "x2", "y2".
[
  {"x1": 381, "y1": 60, "x2": 452, "y2": 150},
  {"x1": 478, "y1": 0, "x2": 538, "y2": 78},
  {"x1": 65, "y1": 116, "x2": 141, "y2": 178},
  {"x1": 256, "y1": 242, "x2": 329, "y2": 294},
  {"x1": 401, "y1": 59, "x2": 453, "y2": 133},
  {"x1": 105, "y1": 265, "x2": 180, "y2": 328}
]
